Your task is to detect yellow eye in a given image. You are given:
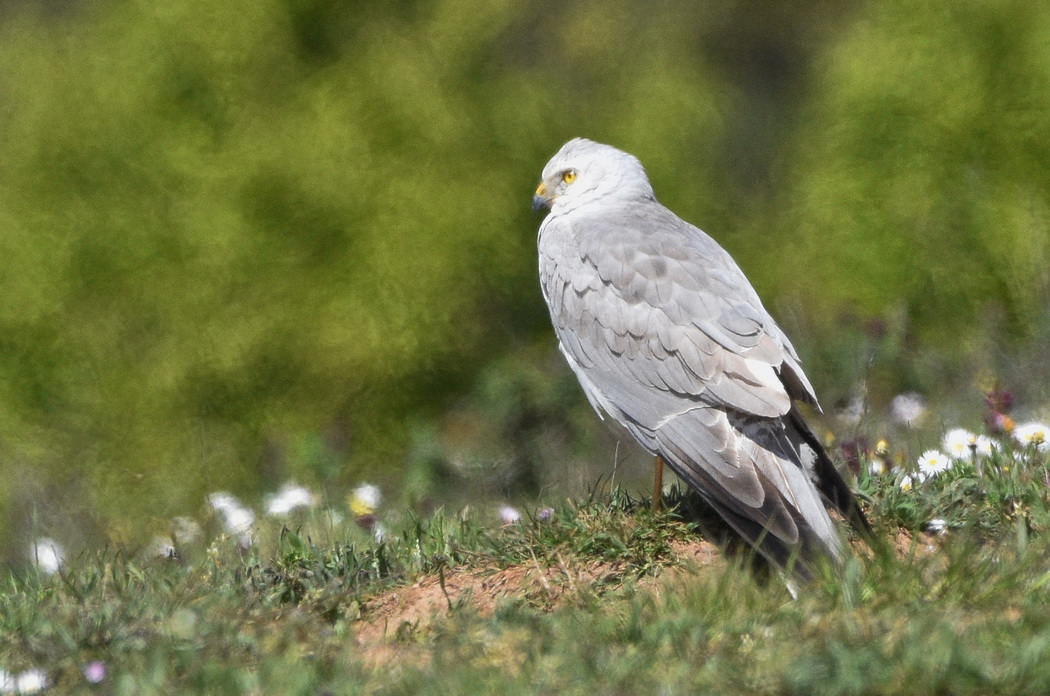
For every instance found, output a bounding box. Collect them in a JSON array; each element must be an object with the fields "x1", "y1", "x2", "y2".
[{"x1": 562, "y1": 170, "x2": 577, "y2": 184}]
